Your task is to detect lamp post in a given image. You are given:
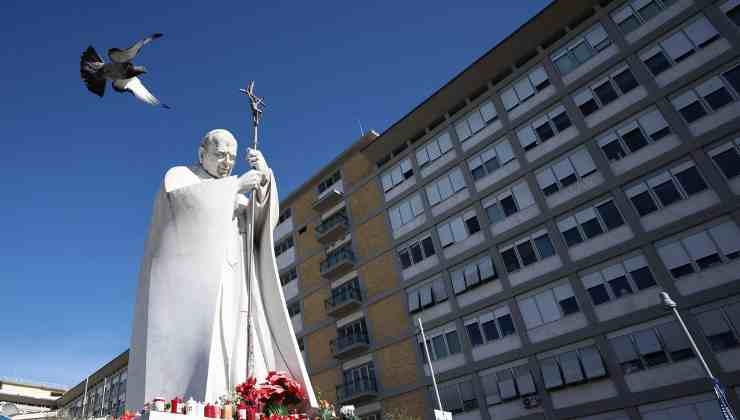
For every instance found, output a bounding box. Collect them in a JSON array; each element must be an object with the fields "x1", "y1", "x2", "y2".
[{"x1": 660, "y1": 292, "x2": 737, "y2": 419}]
